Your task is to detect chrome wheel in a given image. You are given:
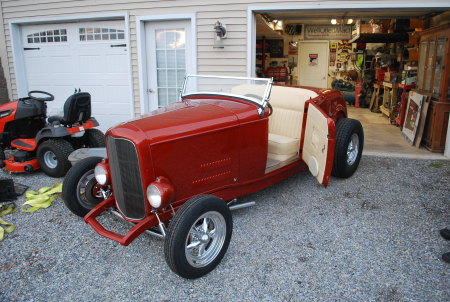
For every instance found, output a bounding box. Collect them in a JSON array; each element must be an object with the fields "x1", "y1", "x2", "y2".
[
  {"x1": 43, "y1": 150, "x2": 58, "y2": 169},
  {"x1": 185, "y1": 211, "x2": 227, "y2": 268},
  {"x1": 76, "y1": 169, "x2": 103, "y2": 209},
  {"x1": 346, "y1": 133, "x2": 359, "y2": 165}
]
